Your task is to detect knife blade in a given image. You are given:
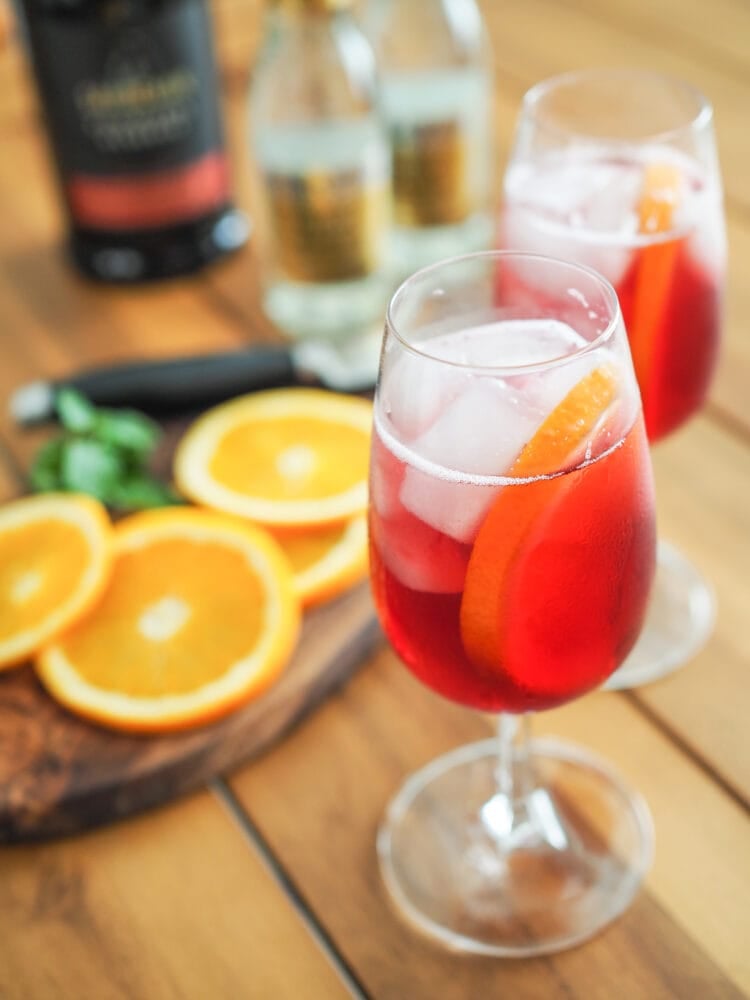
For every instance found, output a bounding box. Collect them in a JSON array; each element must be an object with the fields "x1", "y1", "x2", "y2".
[{"x1": 9, "y1": 334, "x2": 382, "y2": 426}]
